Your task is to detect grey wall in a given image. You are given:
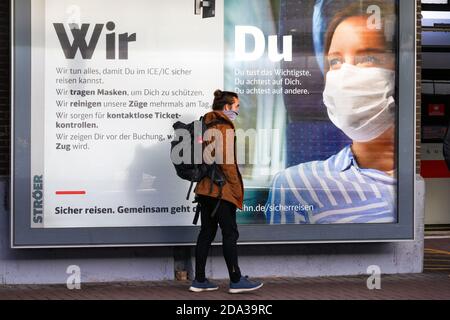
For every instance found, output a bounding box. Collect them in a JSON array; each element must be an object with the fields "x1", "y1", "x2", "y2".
[{"x1": 0, "y1": 177, "x2": 425, "y2": 285}]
